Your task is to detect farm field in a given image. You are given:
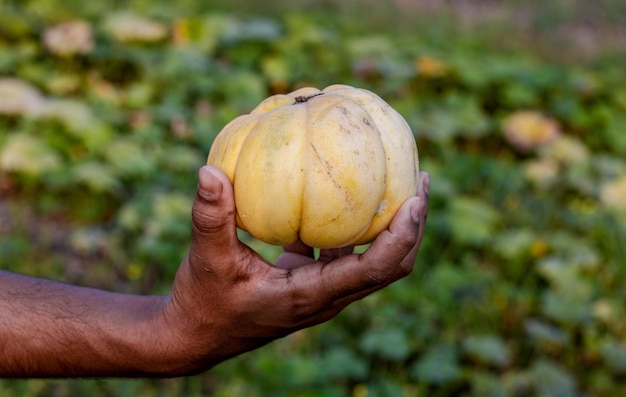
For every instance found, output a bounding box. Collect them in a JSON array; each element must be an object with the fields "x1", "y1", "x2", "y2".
[{"x1": 1, "y1": 0, "x2": 626, "y2": 395}]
